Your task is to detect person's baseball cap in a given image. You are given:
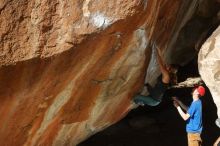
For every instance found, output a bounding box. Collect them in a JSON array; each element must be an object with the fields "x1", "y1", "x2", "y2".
[{"x1": 196, "y1": 86, "x2": 205, "y2": 96}]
